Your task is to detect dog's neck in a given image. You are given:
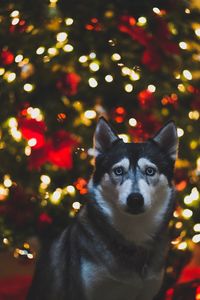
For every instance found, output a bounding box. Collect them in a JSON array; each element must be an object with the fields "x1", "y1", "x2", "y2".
[{"x1": 78, "y1": 203, "x2": 168, "y2": 278}]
